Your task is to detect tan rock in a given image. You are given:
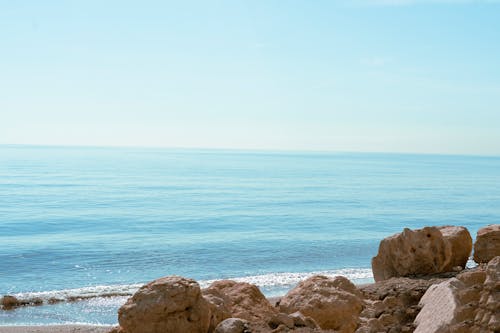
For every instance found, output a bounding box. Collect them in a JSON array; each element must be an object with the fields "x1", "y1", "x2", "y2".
[
  {"x1": 117, "y1": 276, "x2": 211, "y2": 333},
  {"x1": 438, "y1": 226, "x2": 473, "y2": 271},
  {"x1": 372, "y1": 226, "x2": 455, "y2": 281},
  {"x1": 214, "y1": 318, "x2": 249, "y2": 333},
  {"x1": 474, "y1": 256, "x2": 500, "y2": 332},
  {"x1": 289, "y1": 311, "x2": 319, "y2": 329},
  {"x1": 268, "y1": 313, "x2": 295, "y2": 329},
  {"x1": 279, "y1": 275, "x2": 363, "y2": 332},
  {"x1": 473, "y1": 224, "x2": 500, "y2": 263},
  {"x1": 203, "y1": 287, "x2": 232, "y2": 332},
  {"x1": 204, "y1": 280, "x2": 277, "y2": 322},
  {"x1": 414, "y1": 278, "x2": 465, "y2": 333},
  {"x1": 358, "y1": 276, "x2": 450, "y2": 333}
]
